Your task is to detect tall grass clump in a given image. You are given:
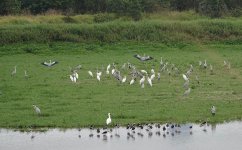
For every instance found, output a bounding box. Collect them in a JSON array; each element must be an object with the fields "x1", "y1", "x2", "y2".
[{"x1": 0, "y1": 19, "x2": 242, "y2": 44}]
